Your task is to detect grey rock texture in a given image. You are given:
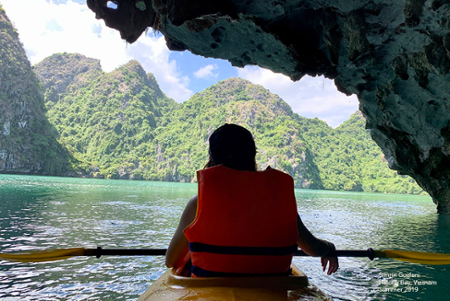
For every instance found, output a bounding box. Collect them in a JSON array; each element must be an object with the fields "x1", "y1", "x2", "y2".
[
  {"x1": 34, "y1": 53, "x2": 102, "y2": 104},
  {"x1": 88, "y1": 0, "x2": 450, "y2": 213},
  {"x1": 0, "y1": 7, "x2": 72, "y2": 174}
]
